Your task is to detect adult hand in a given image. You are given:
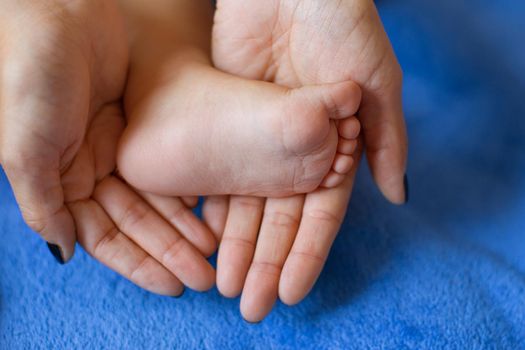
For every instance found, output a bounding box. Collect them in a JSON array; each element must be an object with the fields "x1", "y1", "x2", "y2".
[
  {"x1": 204, "y1": 151, "x2": 361, "y2": 321},
  {"x1": 209, "y1": 0, "x2": 407, "y2": 321},
  {"x1": 0, "y1": 0, "x2": 215, "y2": 294},
  {"x1": 0, "y1": 0, "x2": 127, "y2": 262},
  {"x1": 66, "y1": 104, "x2": 216, "y2": 295},
  {"x1": 213, "y1": 0, "x2": 407, "y2": 203}
]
